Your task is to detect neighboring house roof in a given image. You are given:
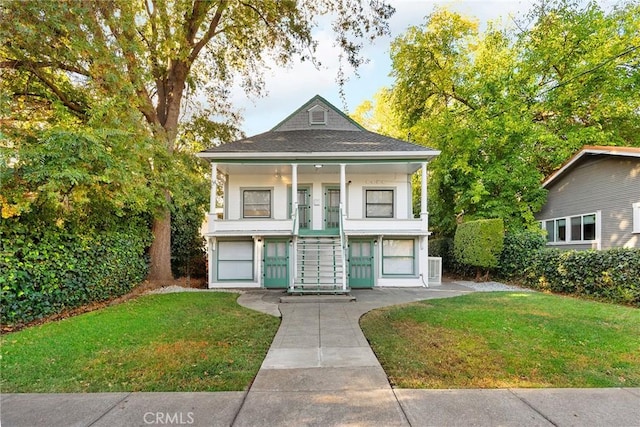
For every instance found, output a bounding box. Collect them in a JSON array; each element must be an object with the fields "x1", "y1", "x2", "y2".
[
  {"x1": 198, "y1": 95, "x2": 439, "y2": 161},
  {"x1": 542, "y1": 145, "x2": 640, "y2": 188}
]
